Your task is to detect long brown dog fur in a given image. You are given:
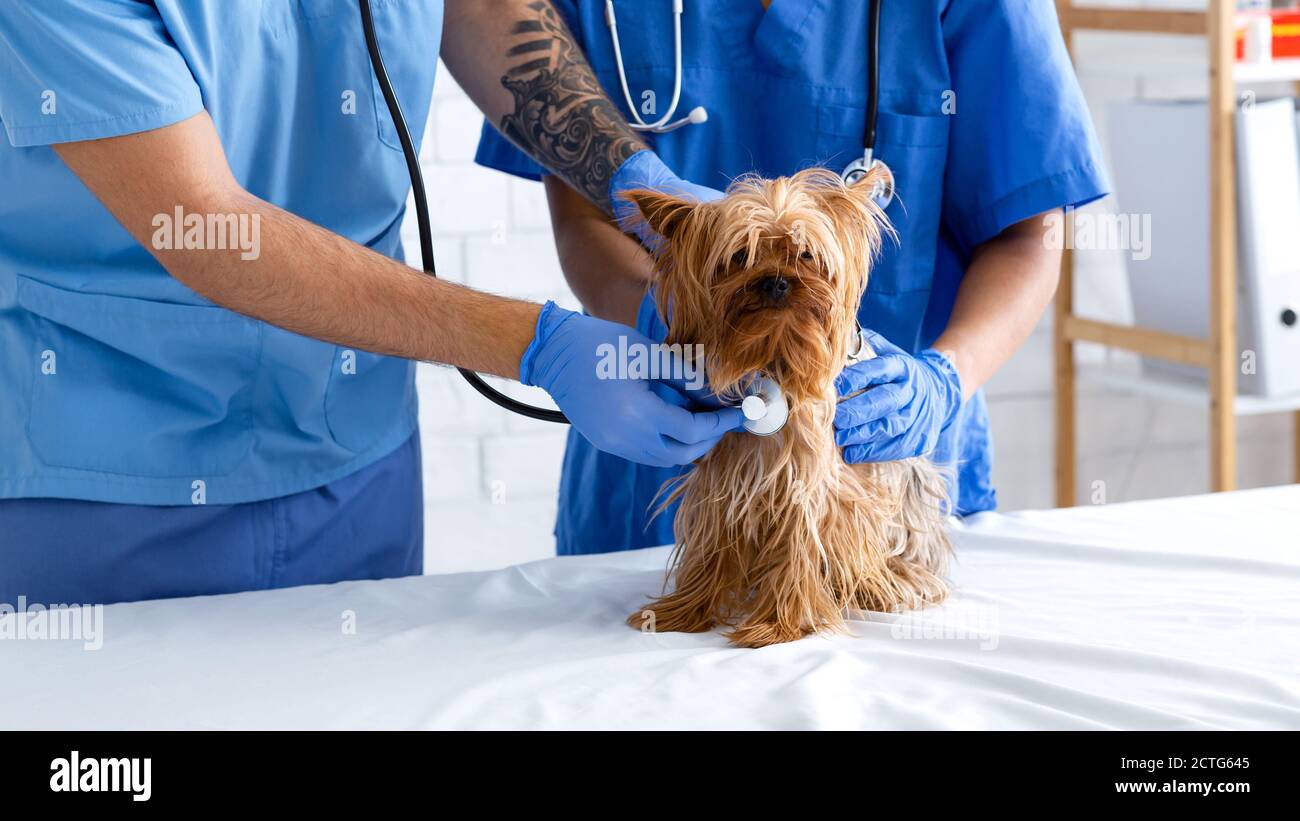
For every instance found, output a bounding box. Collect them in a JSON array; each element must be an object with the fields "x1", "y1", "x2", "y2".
[{"x1": 622, "y1": 167, "x2": 952, "y2": 648}]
